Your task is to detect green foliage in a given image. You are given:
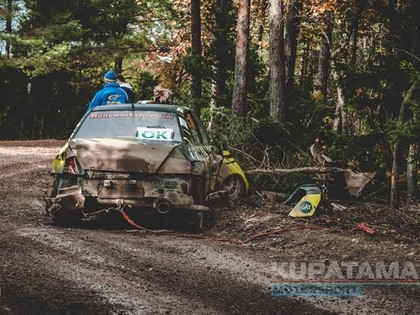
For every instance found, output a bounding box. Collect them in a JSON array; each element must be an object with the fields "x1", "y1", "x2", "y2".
[
  {"x1": 200, "y1": 105, "x2": 231, "y2": 125},
  {"x1": 386, "y1": 120, "x2": 418, "y2": 146},
  {"x1": 245, "y1": 45, "x2": 270, "y2": 118},
  {"x1": 326, "y1": 133, "x2": 389, "y2": 171},
  {"x1": 9, "y1": 39, "x2": 72, "y2": 78},
  {"x1": 400, "y1": 61, "x2": 420, "y2": 83},
  {"x1": 134, "y1": 71, "x2": 158, "y2": 101},
  {"x1": 0, "y1": 0, "x2": 156, "y2": 139},
  {"x1": 250, "y1": 119, "x2": 288, "y2": 147},
  {"x1": 200, "y1": 106, "x2": 247, "y2": 149}
]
